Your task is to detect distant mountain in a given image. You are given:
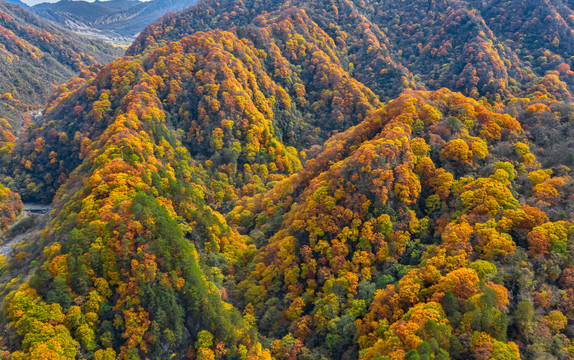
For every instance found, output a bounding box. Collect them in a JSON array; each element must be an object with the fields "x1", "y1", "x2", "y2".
[
  {"x1": 95, "y1": 0, "x2": 198, "y2": 36},
  {"x1": 31, "y1": 0, "x2": 198, "y2": 39},
  {"x1": 0, "y1": 0, "x2": 122, "y2": 125},
  {"x1": 33, "y1": 0, "x2": 142, "y2": 23},
  {"x1": 3, "y1": 0, "x2": 28, "y2": 8}
]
